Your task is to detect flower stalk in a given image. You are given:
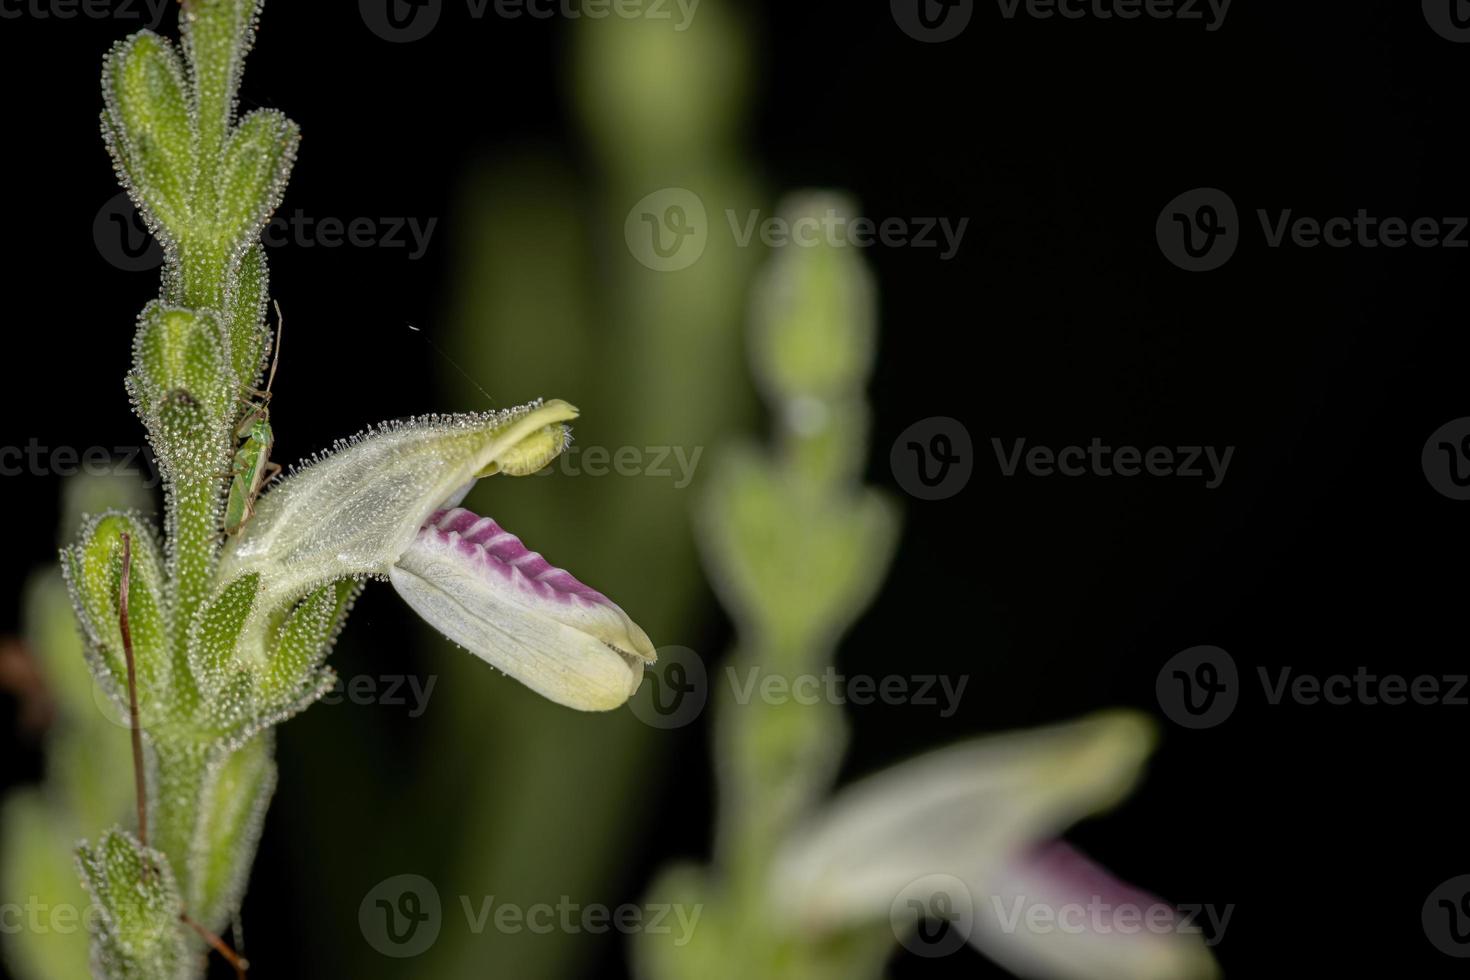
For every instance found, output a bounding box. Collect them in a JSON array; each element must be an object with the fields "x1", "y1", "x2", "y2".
[{"x1": 636, "y1": 195, "x2": 1220, "y2": 980}]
